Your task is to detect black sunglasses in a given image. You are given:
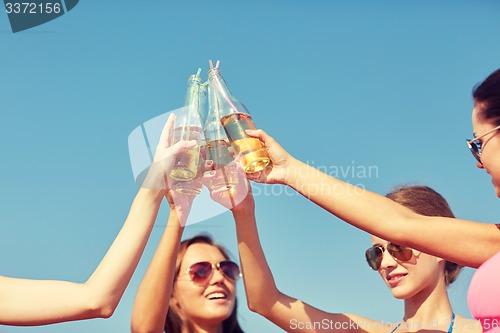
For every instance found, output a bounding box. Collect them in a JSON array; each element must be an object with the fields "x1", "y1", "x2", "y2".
[
  {"x1": 365, "y1": 243, "x2": 414, "y2": 270},
  {"x1": 466, "y1": 125, "x2": 500, "y2": 163}
]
